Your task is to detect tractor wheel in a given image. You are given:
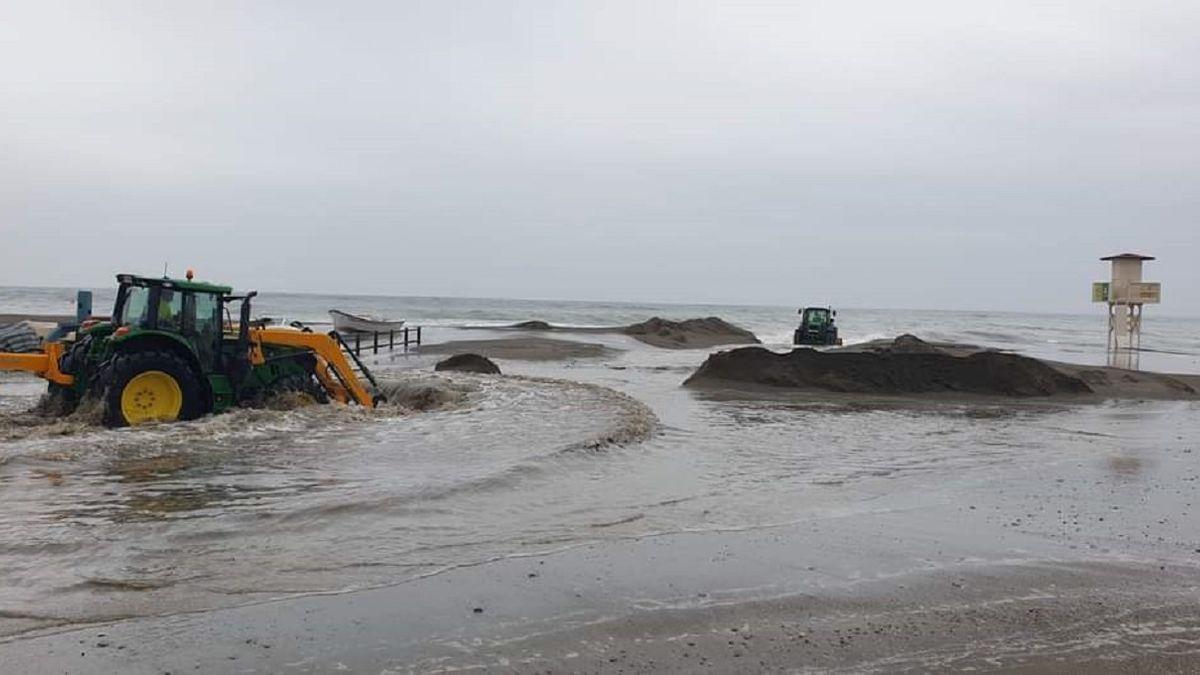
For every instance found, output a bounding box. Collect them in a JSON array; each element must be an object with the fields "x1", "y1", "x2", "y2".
[
  {"x1": 38, "y1": 383, "x2": 78, "y2": 417},
  {"x1": 102, "y1": 350, "x2": 205, "y2": 427}
]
